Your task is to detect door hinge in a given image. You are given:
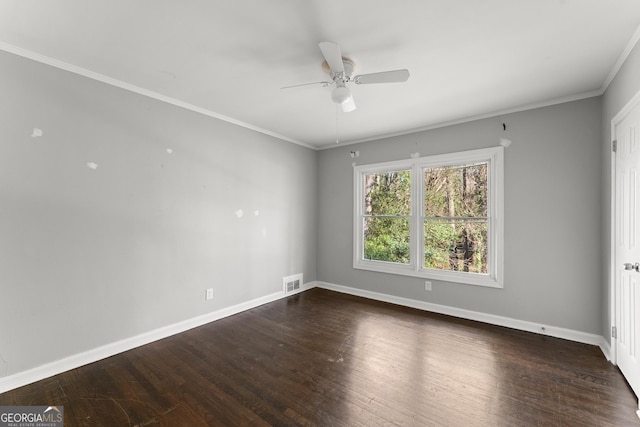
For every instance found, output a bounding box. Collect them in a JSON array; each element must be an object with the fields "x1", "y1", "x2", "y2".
[
  {"x1": 612, "y1": 326, "x2": 617, "y2": 339},
  {"x1": 613, "y1": 139, "x2": 617, "y2": 152}
]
